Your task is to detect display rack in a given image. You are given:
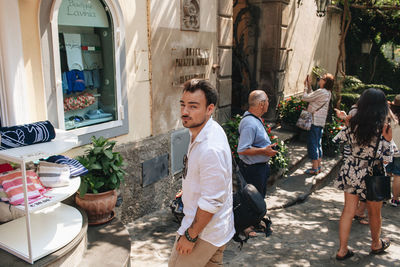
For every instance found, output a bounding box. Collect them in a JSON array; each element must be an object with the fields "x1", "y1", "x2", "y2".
[{"x1": 0, "y1": 130, "x2": 82, "y2": 264}]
